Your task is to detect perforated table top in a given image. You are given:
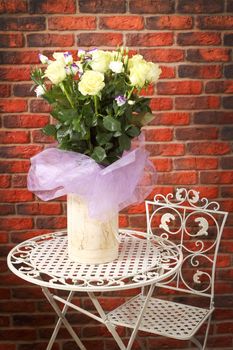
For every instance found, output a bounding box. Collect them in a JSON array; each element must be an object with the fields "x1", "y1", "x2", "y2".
[{"x1": 8, "y1": 230, "x2": 182, "y2": 292}]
